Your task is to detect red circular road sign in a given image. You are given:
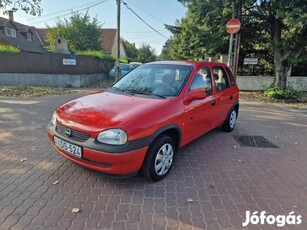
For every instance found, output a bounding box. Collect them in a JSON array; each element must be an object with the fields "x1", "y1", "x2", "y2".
[{"x1": 226, "y1": 18, "x2": 241, "y2": 34}]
